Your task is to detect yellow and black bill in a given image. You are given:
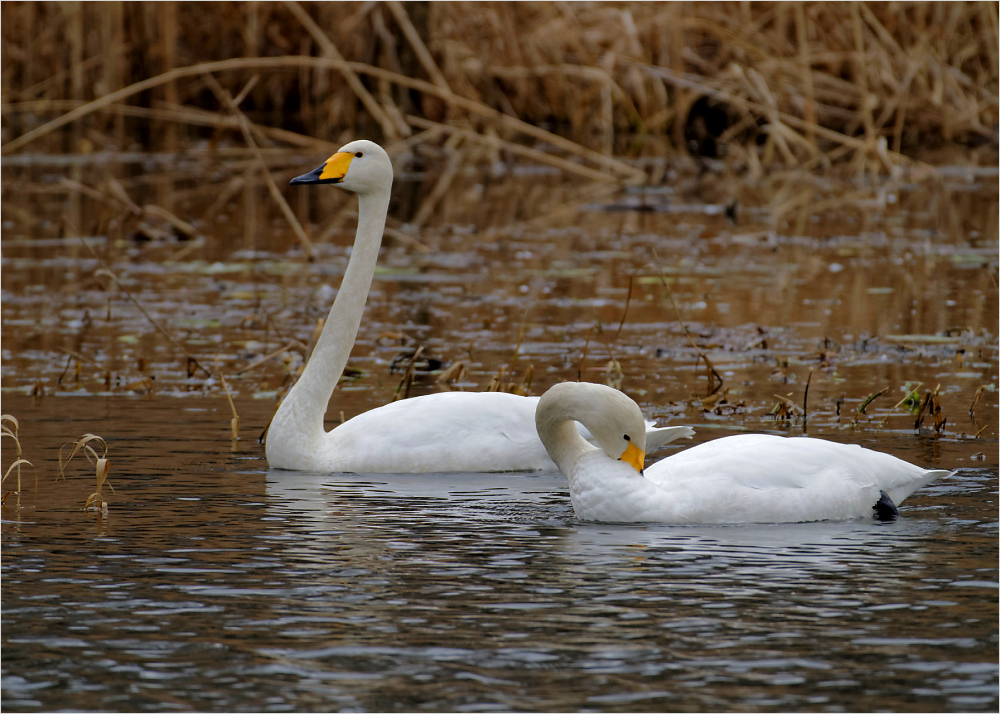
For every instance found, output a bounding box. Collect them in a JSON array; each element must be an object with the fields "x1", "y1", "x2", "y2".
[
  {"x1": 289, "y1": 151, "x2": 353, "y2": 185},
  {"x1": 620, "y1": 440, "x2": 645, "y2": 475}
]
